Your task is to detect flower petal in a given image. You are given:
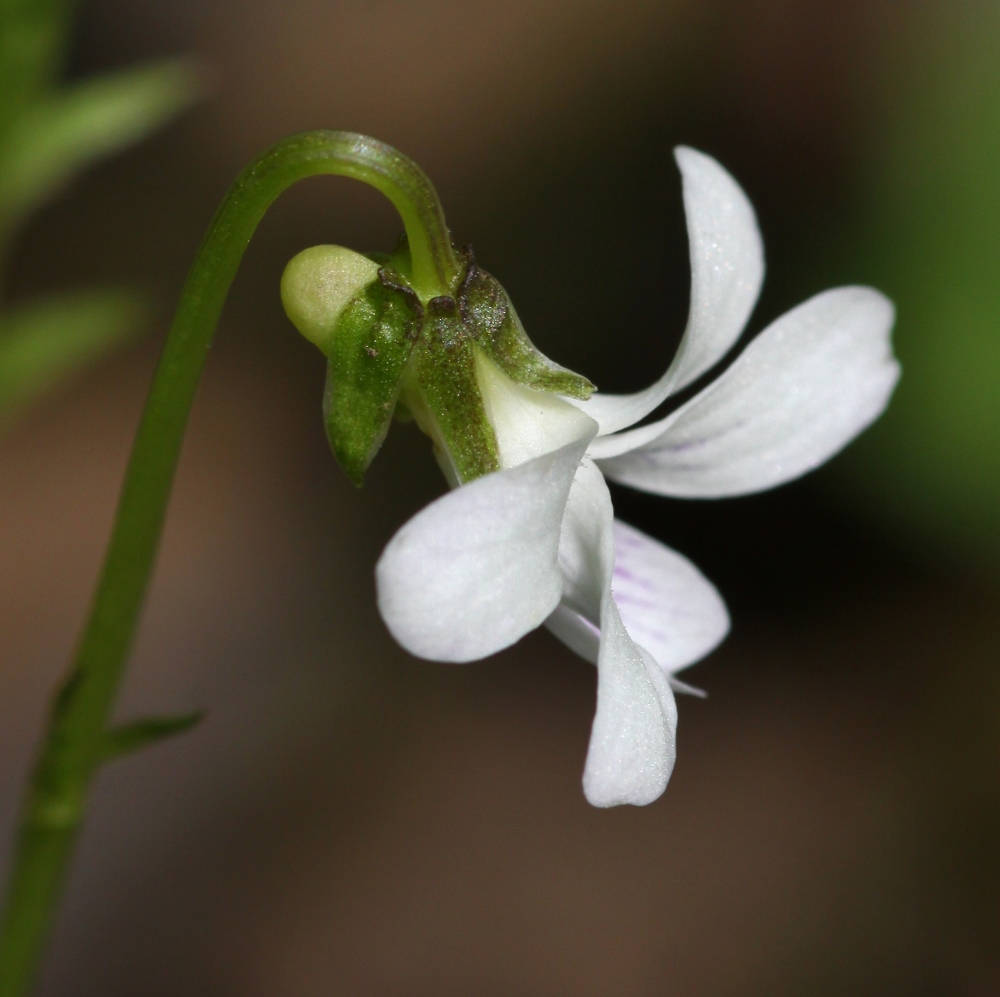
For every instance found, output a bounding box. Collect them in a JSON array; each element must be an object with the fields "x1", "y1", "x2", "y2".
[
  {"x1": 544, "y1": 603, "x2": 600, "y2": 665},
  {"x1": 595, "y1": 286, "x2": 900, "y2": 495},
  {"x1": 555, "y1": 457, "x2": 612, "y2": 624},
  {"x1": 583, "y1": 603, "x2": 678, "y2": 808},
  {"x1": 548, "y1": 520, "x2": 728, "y2": 675},
  {"x1": 570, "y1": 146, "x2": 764, "y2": 435},
  {"x1": 475, "y1": 349, "x2": 598, "y2": 469},
  {"x1": 668, "y1": 675, "x2": 707, "y2": 698},
  {"x1": 612, "y1": 519, "x2": 729, "y2": 673},
  {"x1": 553, "y1": 460, "x2": 679, "y2": 806},
  {"x1": 545, "y1": 604, "x2": 708, "y2": 697},
  {"x1": 376, "y1": 438, "x2": 589, "y2": 662}
]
